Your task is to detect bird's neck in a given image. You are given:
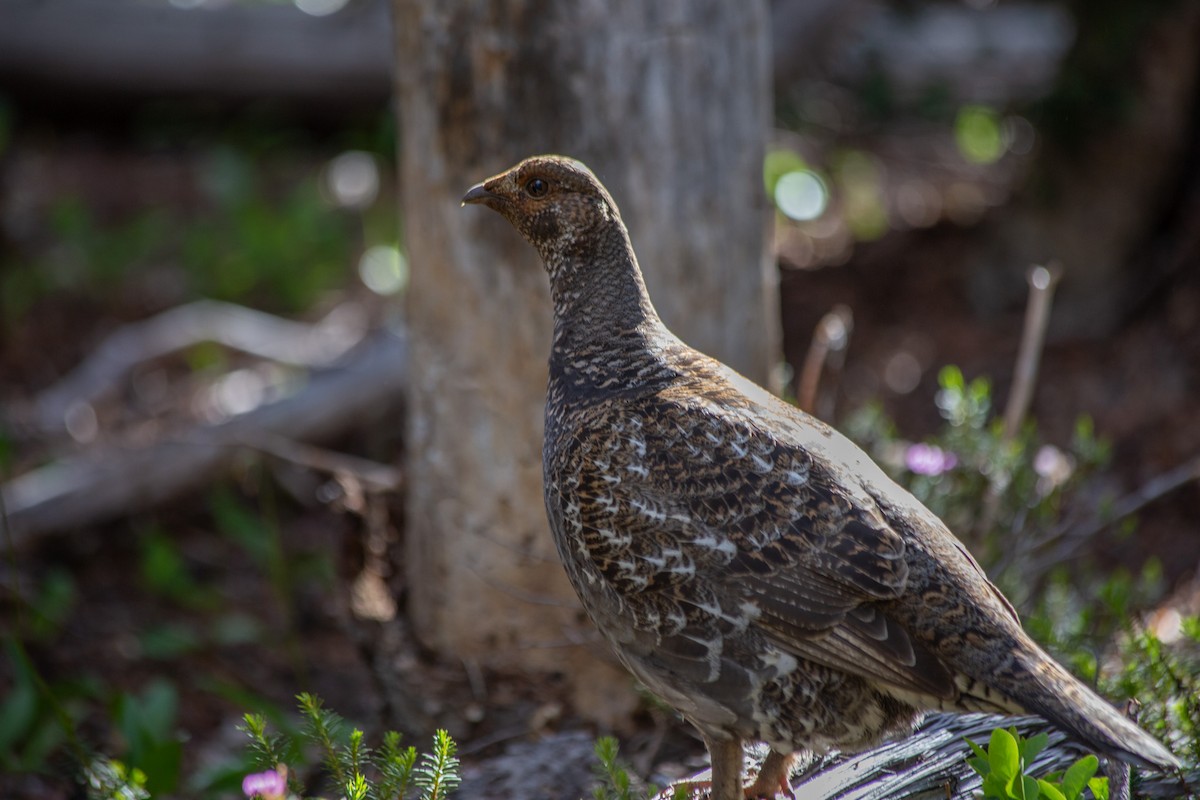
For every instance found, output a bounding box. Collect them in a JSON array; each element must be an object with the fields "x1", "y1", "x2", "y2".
[{"x1": 544, "y1": 227, "x2": 678, "y2": 399}]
